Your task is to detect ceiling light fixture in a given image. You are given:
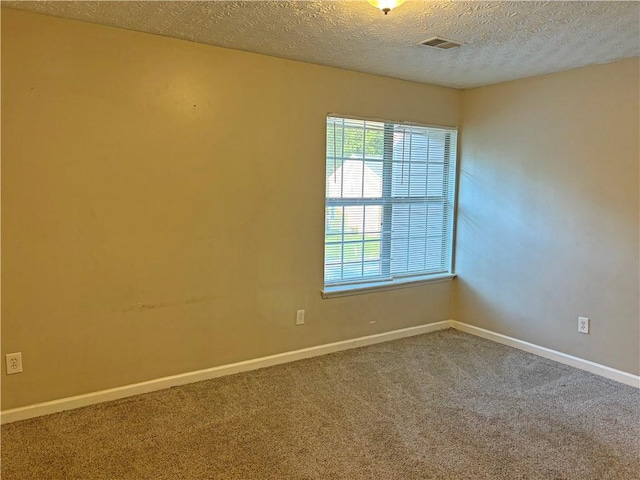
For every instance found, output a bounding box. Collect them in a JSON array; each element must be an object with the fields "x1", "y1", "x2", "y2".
[{"x1": 367, "y1": 0, "x2": 405, "y2": 15}]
